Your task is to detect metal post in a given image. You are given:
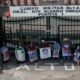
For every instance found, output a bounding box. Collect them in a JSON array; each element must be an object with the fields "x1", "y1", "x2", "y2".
[
  {"x1": 0, "y1": 17, "x2": 3, "y2": 72},
  {"x1": 46, "y1": 17, "x2": 51, "y2": 40}
]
